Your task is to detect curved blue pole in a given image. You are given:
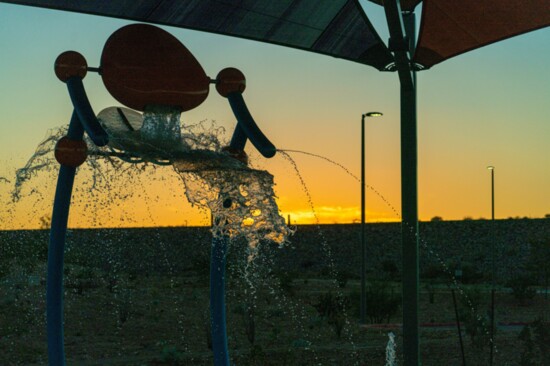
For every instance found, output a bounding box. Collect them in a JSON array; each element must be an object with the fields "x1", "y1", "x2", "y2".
[
  {"x1": 47, "y1": 111, "x2": 84, "y2": 366},
  {"x1": 227, "y1": 92, "x2": 276, "y2": 158},
  {"x1": 66, "y1": 77, "x2": 109, "y2": 147},
  {"x1": 229, "y1": 123, "x2": 247, "y2": 151},
  {"x1": 210, "y1": 235, "x2": 230, "y2": 366}
]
